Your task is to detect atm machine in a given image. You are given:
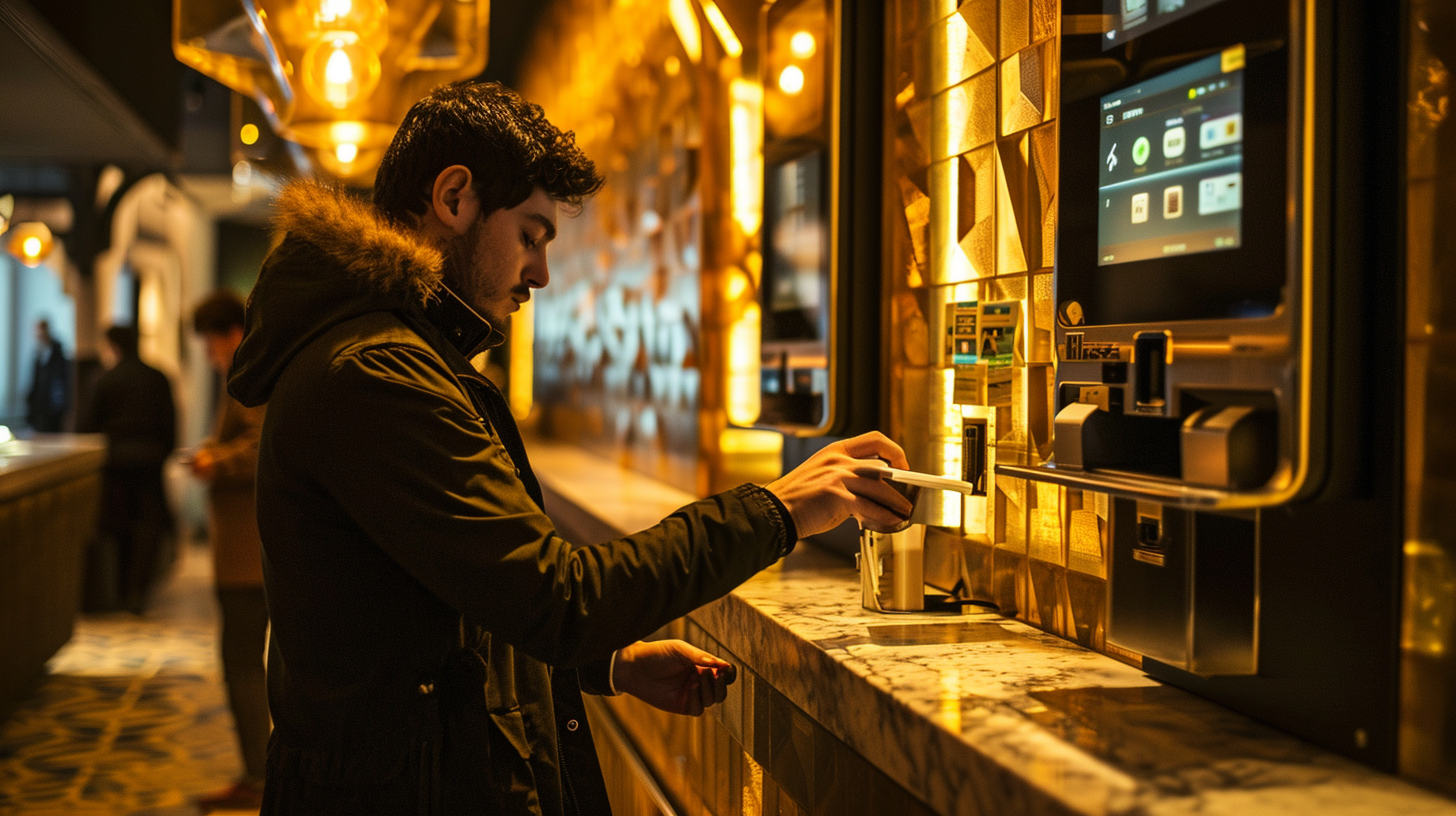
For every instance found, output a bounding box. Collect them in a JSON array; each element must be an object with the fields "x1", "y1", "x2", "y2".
[{"x1": 1001, "y1": 0, "x2": 1407, "y2": 767}]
